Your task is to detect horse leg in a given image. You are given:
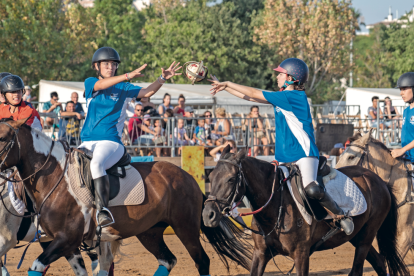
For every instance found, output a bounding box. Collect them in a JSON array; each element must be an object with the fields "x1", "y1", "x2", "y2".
[
  {"x1": 85, "y1": 250, "x2": 99, "y2": 275},
  {"x1": 293, "y1": 249, "x2": 310, "y2": 276},
  {"x1": 96, "y1": 242, "x2": 114, "y2": 276},
  {"x1": 172, "y1": 223, "x2": 210, "y2": 275},
  {"x1": 136, "y1": 223, "x2": 178, "y2": 276},
  {"x1": 28, "y1": 236, "x2": 80, "y2": 275},
  {"x1": 1, "y1": 257, "x2": 9, "y2": 276},
  {"x1": 348, "y1": 226, "x2": 379, "y2": 276},
  {"x1": 250, "y1": 237, "x2": 272, "y2": 276},
  {"x1": 39, "y1": 241, "x2": 88, "y2": 276},
  {"x1": 352, "y1": 244, "x2": 386, "y2": 276}
]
